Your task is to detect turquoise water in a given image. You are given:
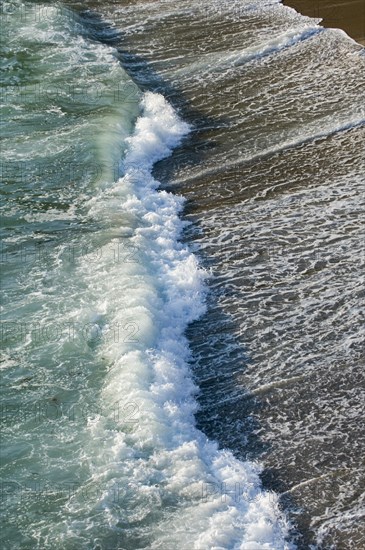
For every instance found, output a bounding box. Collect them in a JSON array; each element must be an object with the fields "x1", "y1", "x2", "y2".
[{"x1": 1, "y1": 3, "x2": 139, "y2": 547}]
